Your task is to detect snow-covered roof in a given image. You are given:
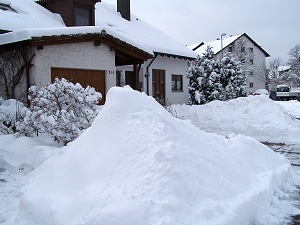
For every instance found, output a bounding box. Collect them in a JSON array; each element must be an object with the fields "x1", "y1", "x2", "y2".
[
  {"x1": 189, "y1": 33, "x2": 270, "y2": 57},
  {"x1": 189, "y1": 34, "x2": 242, "y2": 56},
  {"x1": 95, "y1": 2, "x2": 197, "y2": 59},
  {"x1": 0, "y1": 26, "x2": 153, "y2": 56},
  {"x1": 0, "y1": 0, "x2": 65, "y2": 32}
]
